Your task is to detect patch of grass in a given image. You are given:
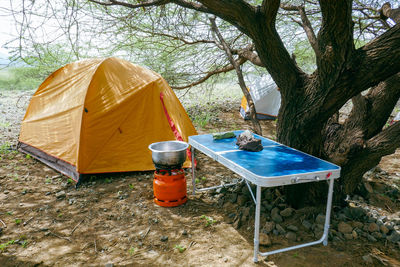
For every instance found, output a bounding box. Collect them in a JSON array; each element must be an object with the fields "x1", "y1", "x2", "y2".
[
  {"x1": 25, "y1": 154, "x2": 32, "y2": 159},
  {"x1": 6, "y1": 211, "x2": 13, "y2": 215},
  {"x1": 57, "y1": 213, "x2": 63, "y2": 218},
  {"x1": 0, "y1": 142, "x2": 11, "y2": 154},
  {"x1": 174, "y1": 244, "x2": 186, "y2": 253},
  {"x1": 0, "y1": 240, "x2": 15, "y2": 252},
  {"x1": 67, "y1": 178, "x2": 73, "y2": 184},
  {"x1": 200, "y1": 215, "x2": 216, "y2": 227},
  {"x1": 105, "y1": 178, "x2": 112, "y2": 184},
  {"x1": 45, "y1": 178, "x2": 51, "y2": 184},
  {"x1": 128, "y1": 247, "x2": 135, "y2": 255},
  {"x1": 13, "y1": 174, "x2": 19, "y2": 181},
  {"x1": 129, "y1": 184, "x2": 134, "y2": 190},
  {"x1": 15, "y1": 218, "x2": 22, "y2": 225},
  {"x1": 193, "y1": 113, "x2": 212, "y2": 128},
  {"x1": 0, "y1": 121, "x2": 10, "y2": 128},
  {"x1": 20, "y1": 240, "x2": 28, "y2": 248}
]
